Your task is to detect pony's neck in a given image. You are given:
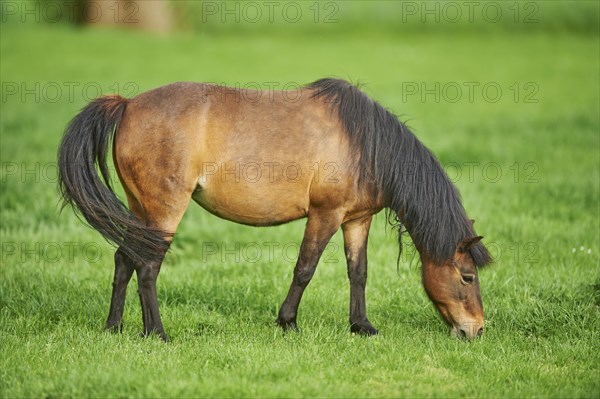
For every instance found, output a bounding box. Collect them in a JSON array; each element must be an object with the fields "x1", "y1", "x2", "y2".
[{"x1": 383, "y1": 138, "x2": 472, "y2": 265}]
